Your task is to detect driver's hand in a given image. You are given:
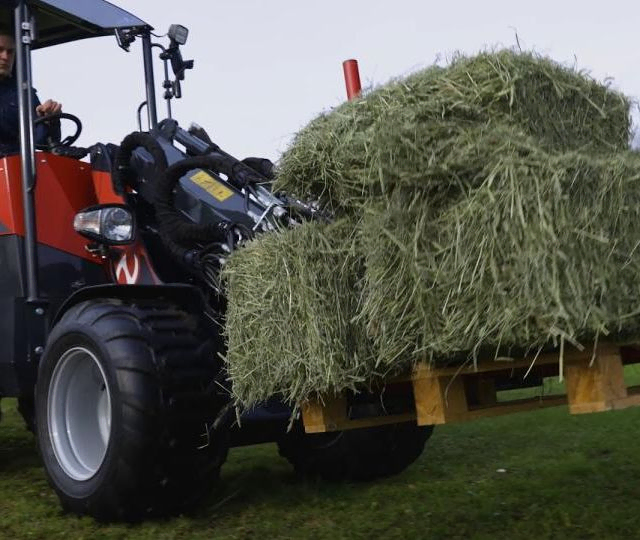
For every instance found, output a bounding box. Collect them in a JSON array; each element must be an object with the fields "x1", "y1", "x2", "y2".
[{"x1": 36, "y1": 99, "x2": 62, "y2": 117}]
